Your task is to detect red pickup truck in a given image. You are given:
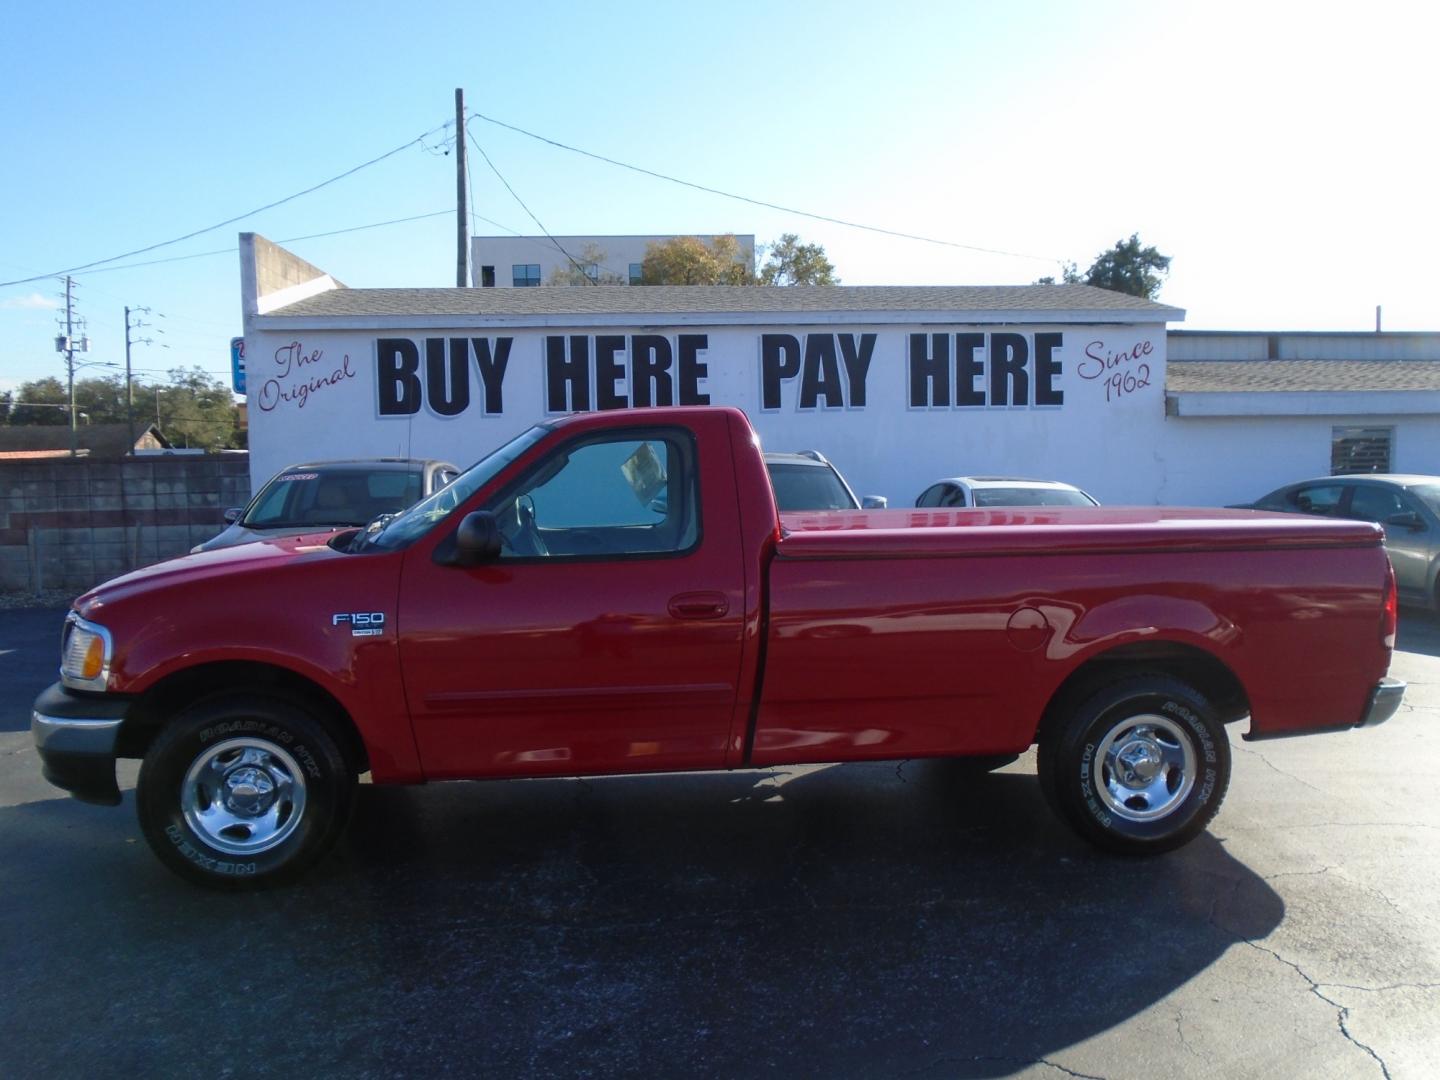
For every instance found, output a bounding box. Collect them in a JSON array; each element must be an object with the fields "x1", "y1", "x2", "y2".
[{"x1": 34, "y1": 406, "x2": 1404, "y2": 888}]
